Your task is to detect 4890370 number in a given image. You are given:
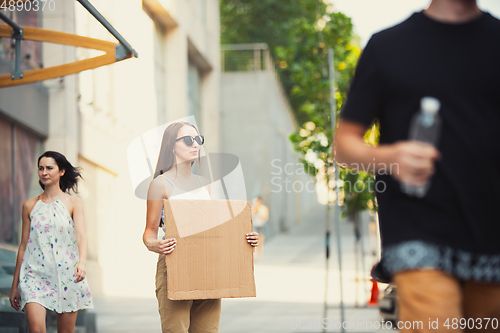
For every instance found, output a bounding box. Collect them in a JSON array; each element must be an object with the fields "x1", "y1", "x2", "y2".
[
  {"x1": 444, "y1": 318, "x2": 499, "y2": 330},
  {"x1": 1, "y1": 0, "x2": 55, "y2": 12}
]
